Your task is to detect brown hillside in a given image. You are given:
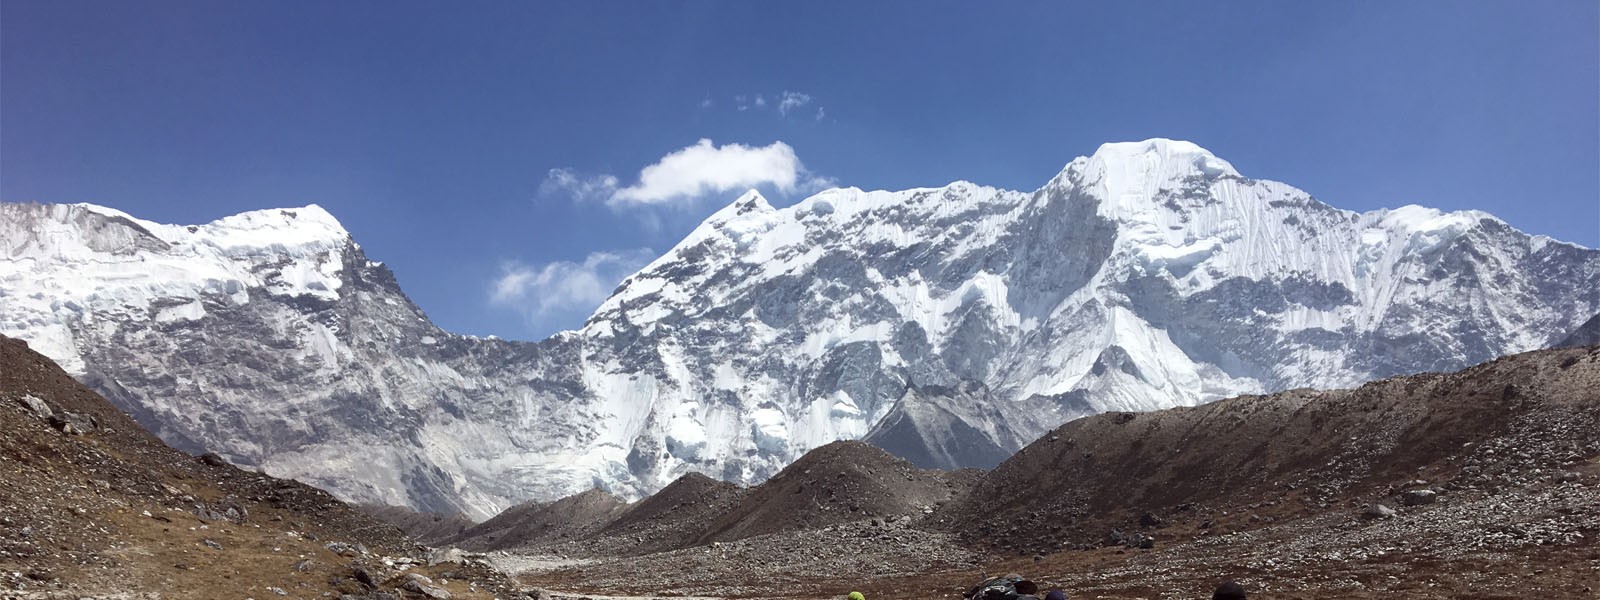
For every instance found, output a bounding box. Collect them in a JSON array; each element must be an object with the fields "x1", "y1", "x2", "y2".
[
  {"x1": 940, "y1": 345, "x2": 1600, "y2": 556},
  {"x1": 588, "y1": 471, "x2": 747, "y2": 555},
  {"x1": 698, "y1": 440, "x2": 980, "y2": 544},
  {"x1": 358, "y1": 503, "x2": 475, "y2": 547},
  {"x1": 447, "y1": 488, "x2": 628, "y2": 551},
  {"x1": 0, "y1": 335, "x2": 520, "y2": 599}
]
